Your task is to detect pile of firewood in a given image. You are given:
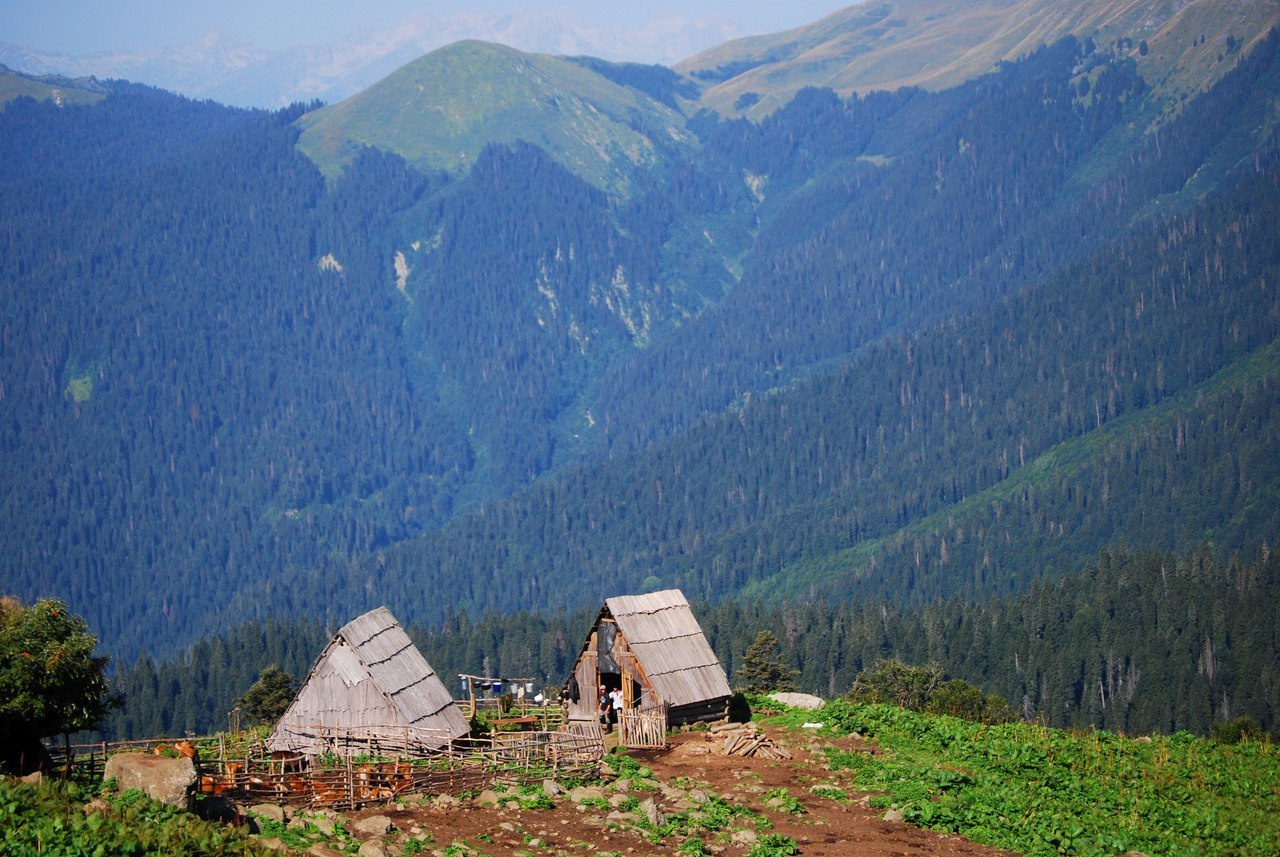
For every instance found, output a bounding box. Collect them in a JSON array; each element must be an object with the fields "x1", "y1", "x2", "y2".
[{"x1": 708, "y1": 721, "x2": 793, "y2": 760}]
